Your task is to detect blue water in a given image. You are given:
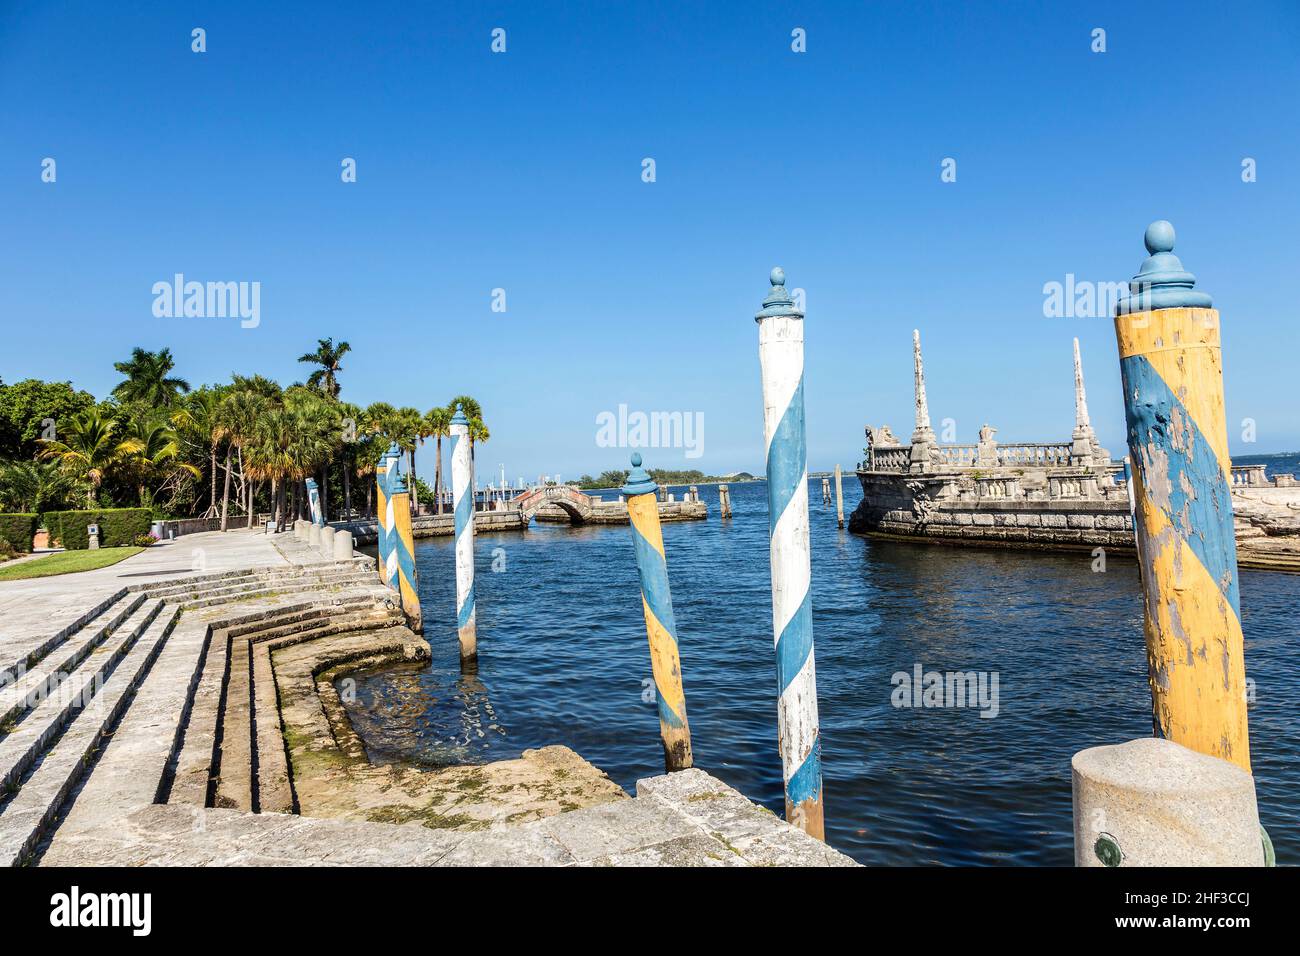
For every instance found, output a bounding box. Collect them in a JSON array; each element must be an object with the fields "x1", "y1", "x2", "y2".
[{"x1": 345, "y1": 476, "x2": 1300, "y2": 866}]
